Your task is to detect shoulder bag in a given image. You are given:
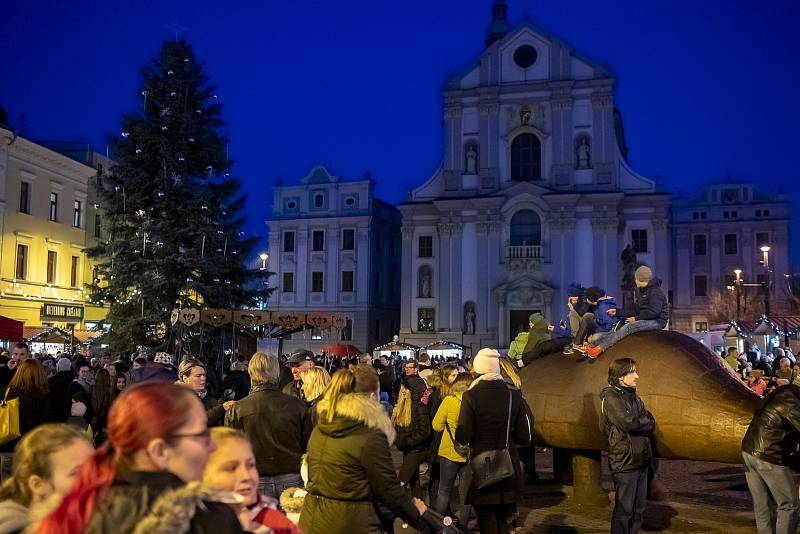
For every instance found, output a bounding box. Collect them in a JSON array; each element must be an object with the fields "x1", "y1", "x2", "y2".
[
  {"x1": 0, "y1": 388, "x2": 21, "y2": 445},
  {"x1": 468, "y1": 387, "x2": 514, "y2": 489}
]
